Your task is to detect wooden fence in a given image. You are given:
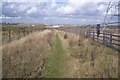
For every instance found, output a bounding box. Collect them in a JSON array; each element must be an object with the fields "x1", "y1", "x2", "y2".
[
  {"x1": 59, "y1": 27, "x2": 120, "y2": 52},
  {"x1": 86, "y1": 31, "x2": 120, "y2": 52}
]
